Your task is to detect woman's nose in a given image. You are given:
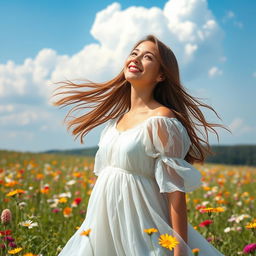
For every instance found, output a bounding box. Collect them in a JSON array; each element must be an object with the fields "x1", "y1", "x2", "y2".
[{"x1": 131, "y1": 54, "x2": 141, "y2": 62}]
